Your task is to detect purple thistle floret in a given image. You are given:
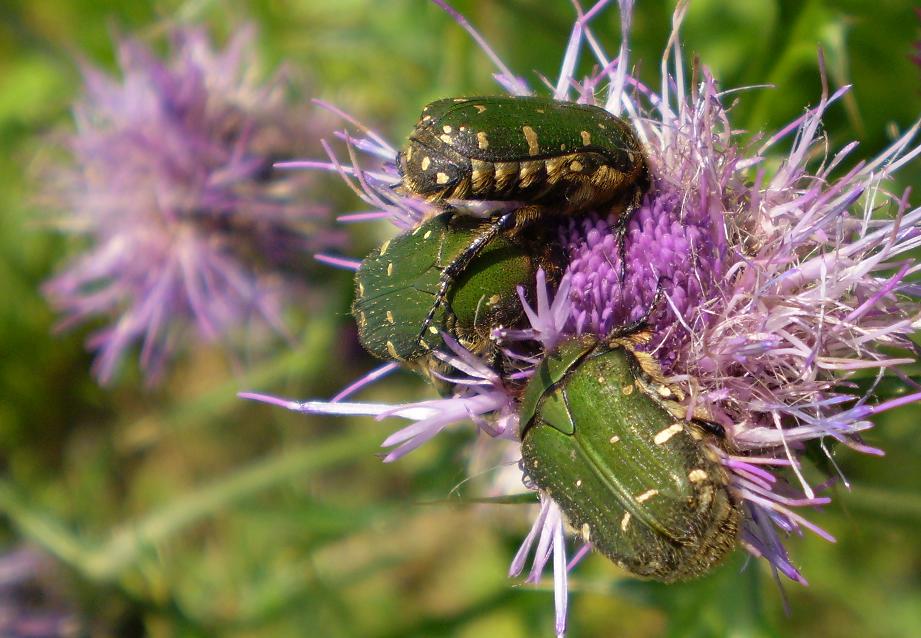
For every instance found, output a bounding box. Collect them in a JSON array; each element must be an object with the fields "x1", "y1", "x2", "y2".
[
  {"x1": 242, "y1": 333, "x2": 519, "y2": 462},
  {"x1": 245, "y1": 0, "x2": 921, "y2": 634},
  {"x1": 563, "y1": 186, "x2": 727, "y2": 372},
  {"x1": 42, "y1": 26, "x2": 340, "y2": 385}
]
